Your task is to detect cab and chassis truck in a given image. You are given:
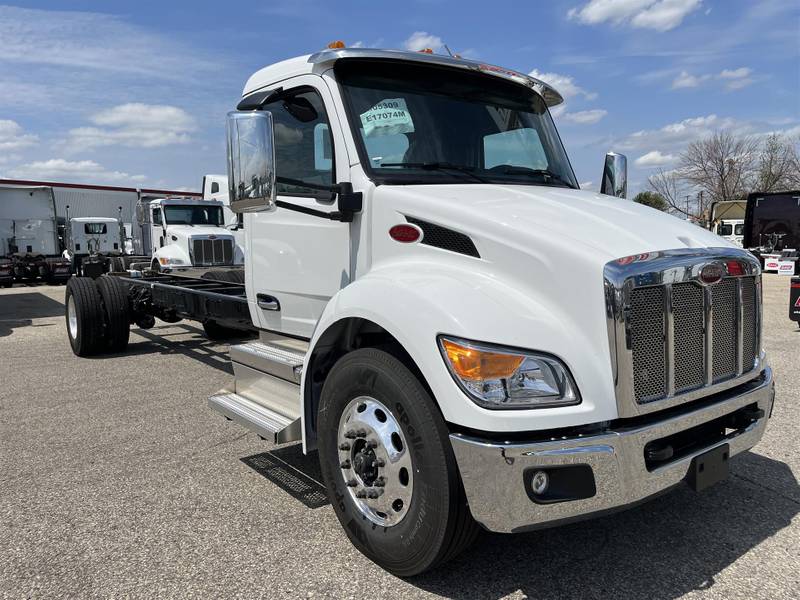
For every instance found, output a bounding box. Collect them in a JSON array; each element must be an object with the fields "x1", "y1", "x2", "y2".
[{"x1": 64, "y1": 48, "x2": 775, "y2": 576}]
